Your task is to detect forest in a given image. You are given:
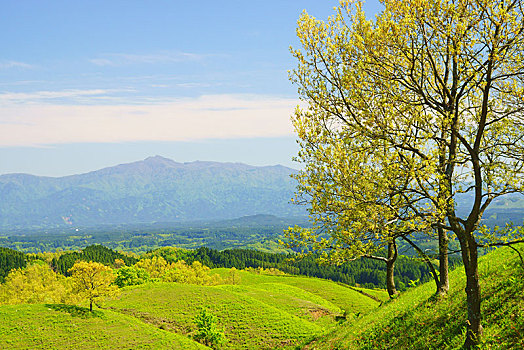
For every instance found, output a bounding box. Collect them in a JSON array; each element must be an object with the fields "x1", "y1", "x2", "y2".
[{"x1": 0, "y1": 244, "x2": 459, "y2": 292}]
